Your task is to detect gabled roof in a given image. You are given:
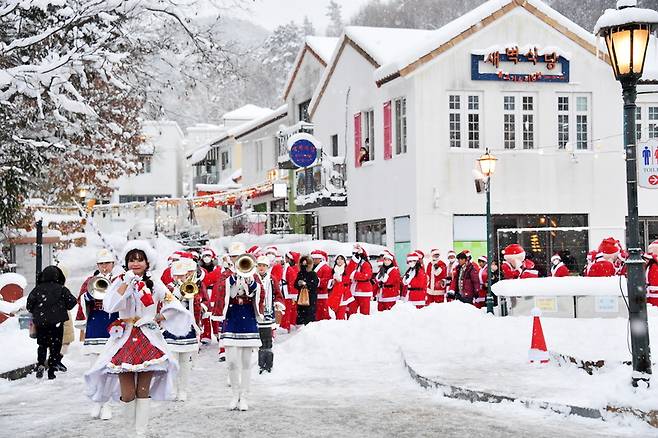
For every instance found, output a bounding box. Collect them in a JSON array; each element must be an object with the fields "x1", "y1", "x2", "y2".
[
  {"x1": 308, "y1": 26, "x2": 433, "y2": 118},
  {"x1": 375, "y1": 0, "x2": 610, "y2": 86},
  {"x1": 282, "y1": 36, "x2": 339, "y2": 100},
  {"x1": 222, "y1": 104, "x2": 272, "y2": 121}
]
